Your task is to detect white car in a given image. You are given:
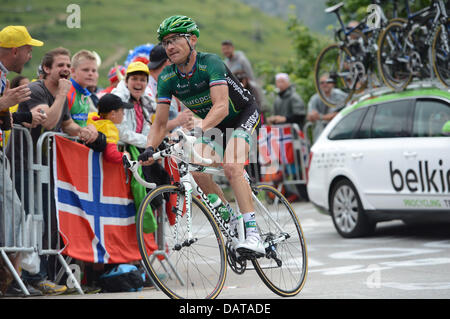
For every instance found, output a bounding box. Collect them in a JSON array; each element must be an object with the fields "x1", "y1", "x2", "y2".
[{"x1": 307, "y1": 86, "x2": 450, "y2": 238}]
